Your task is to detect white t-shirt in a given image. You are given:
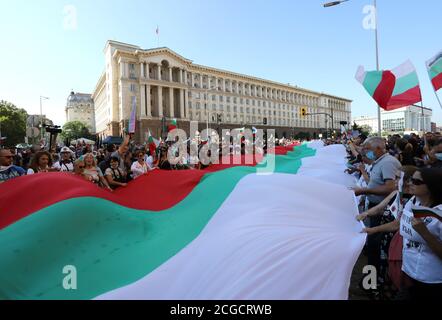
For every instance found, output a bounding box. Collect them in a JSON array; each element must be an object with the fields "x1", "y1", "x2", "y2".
[
  {"x1": 27, "y1": 167, "x2": 49, "y2": 175},
  {"x1": 53, "y1": 161, "x2": 74, "y2": 172},
  {"x1": 131, "y1": 161, "x2": 149, "y2": 179},
  {"x1": 401, "y1": 197, "x2": 442, "y2": 283}
]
